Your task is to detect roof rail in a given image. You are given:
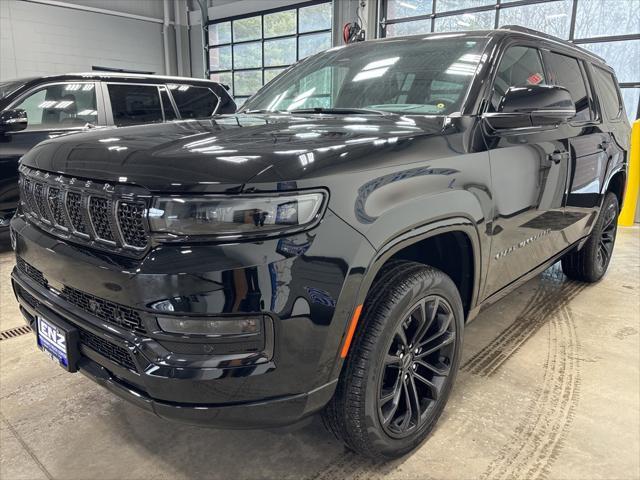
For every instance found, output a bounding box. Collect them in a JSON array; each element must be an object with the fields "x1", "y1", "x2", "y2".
[{"x1": 498, "y1": 25, "x2": 606, "y2": 63}]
